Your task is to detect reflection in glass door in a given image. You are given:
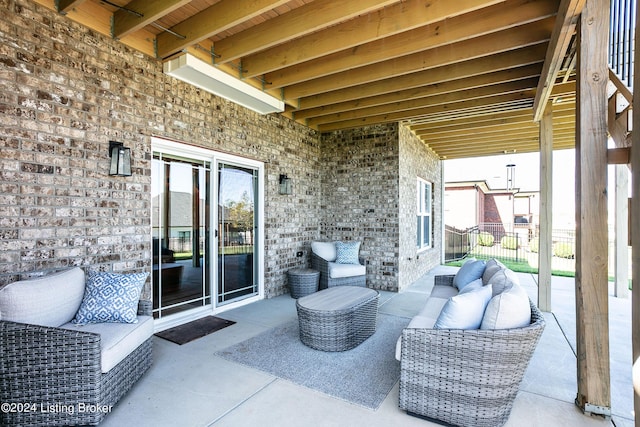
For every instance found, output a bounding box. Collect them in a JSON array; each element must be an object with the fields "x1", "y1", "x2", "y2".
[
  {"x1": 217, "y1": 163, "x2": 258, "y2": 305},
  {"x1": 152, "y1": 154, "x2": 210, "y2": 319}
]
